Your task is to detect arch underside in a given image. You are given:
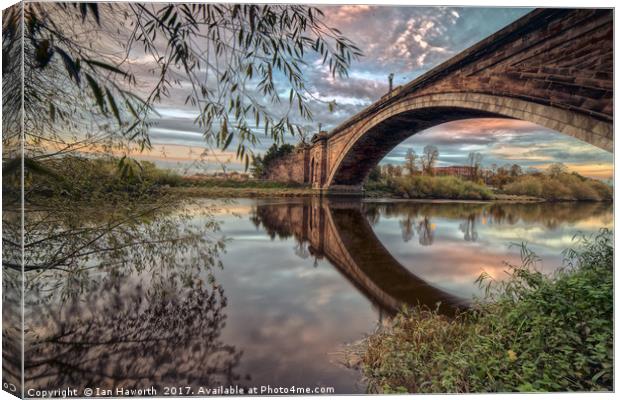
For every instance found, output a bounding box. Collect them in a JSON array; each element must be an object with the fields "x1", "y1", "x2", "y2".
[
  {"x1": 331, "y1": 107, "x2": 499, "y2": 186},
  {"x1": 327, "y1": 93, "x2": 613, "y2": 188}
]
